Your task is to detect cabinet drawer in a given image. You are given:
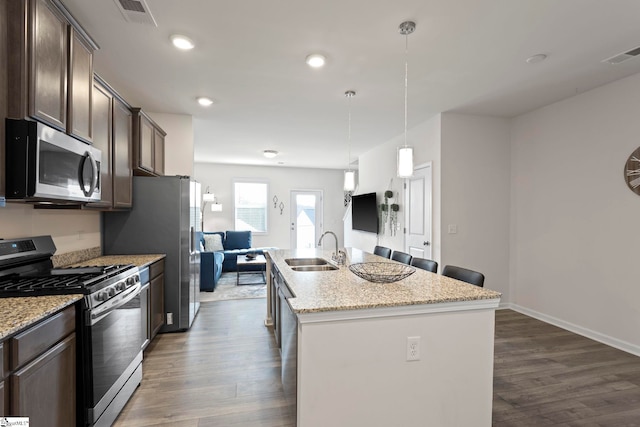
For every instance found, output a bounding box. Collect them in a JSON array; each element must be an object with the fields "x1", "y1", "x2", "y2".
[
  {"x1": 149, "y1": 259, "x2": 164, "y2": 279},
  {"x1": 10, "y1": 306, "x2": 75, "y2": 370}
]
